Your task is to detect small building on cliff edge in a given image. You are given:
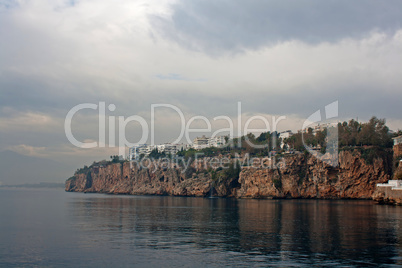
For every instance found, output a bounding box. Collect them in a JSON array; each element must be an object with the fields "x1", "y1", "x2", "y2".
[{"x1": 377, "y1": 180, "x2": 402, "y2": 190}]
